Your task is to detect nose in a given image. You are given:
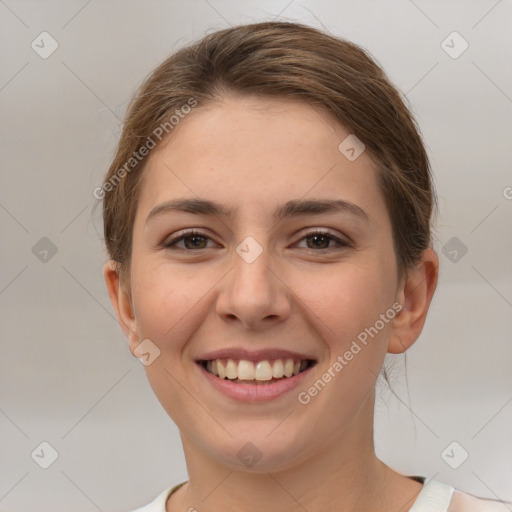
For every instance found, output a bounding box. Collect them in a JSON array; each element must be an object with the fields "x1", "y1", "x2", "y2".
[{"x1": 216, "y1": 241, "x2": 291, "y2": 331}]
